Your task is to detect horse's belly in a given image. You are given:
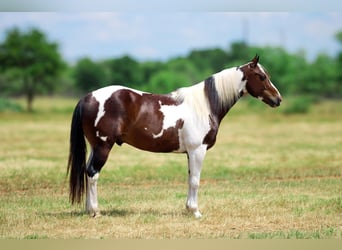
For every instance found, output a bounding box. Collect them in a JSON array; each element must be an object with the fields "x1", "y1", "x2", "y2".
[{"x1": 122, "y1": 126, "x2": 184, "y2": 153}]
